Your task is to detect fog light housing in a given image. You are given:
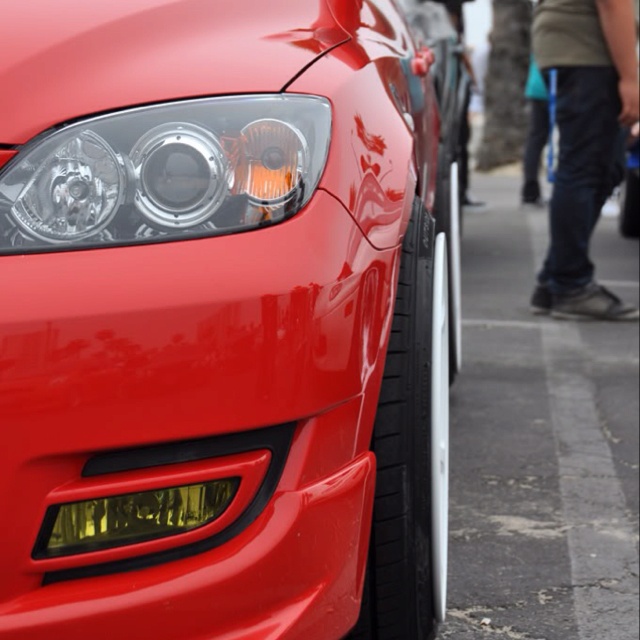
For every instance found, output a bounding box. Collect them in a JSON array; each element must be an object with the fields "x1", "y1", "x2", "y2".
[{"x1": 36, "y1": 478, "x2": 238, "y2": 558}]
